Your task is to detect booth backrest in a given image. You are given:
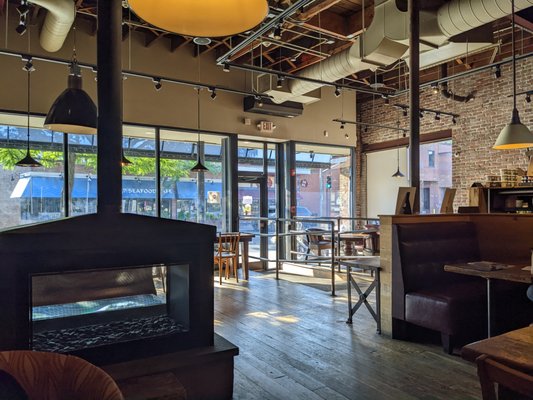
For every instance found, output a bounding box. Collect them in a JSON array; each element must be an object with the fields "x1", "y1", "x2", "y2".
[{"x1": 396, "y1": 221, "x2": 480, "y2": 293}]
